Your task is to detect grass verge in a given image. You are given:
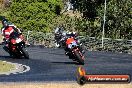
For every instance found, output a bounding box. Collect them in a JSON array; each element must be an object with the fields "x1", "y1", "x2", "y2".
[{"x1": 0, "y1": 60, "x2": 15, "y2": 73}]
